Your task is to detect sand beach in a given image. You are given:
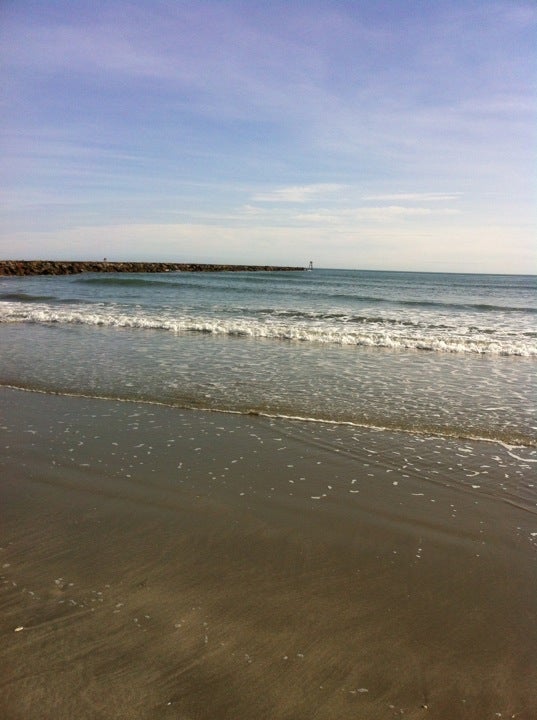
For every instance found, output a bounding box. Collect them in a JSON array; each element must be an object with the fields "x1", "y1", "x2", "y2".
[{"x1": 1, "y1": 387, "x2": 536, "y2": 719}]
